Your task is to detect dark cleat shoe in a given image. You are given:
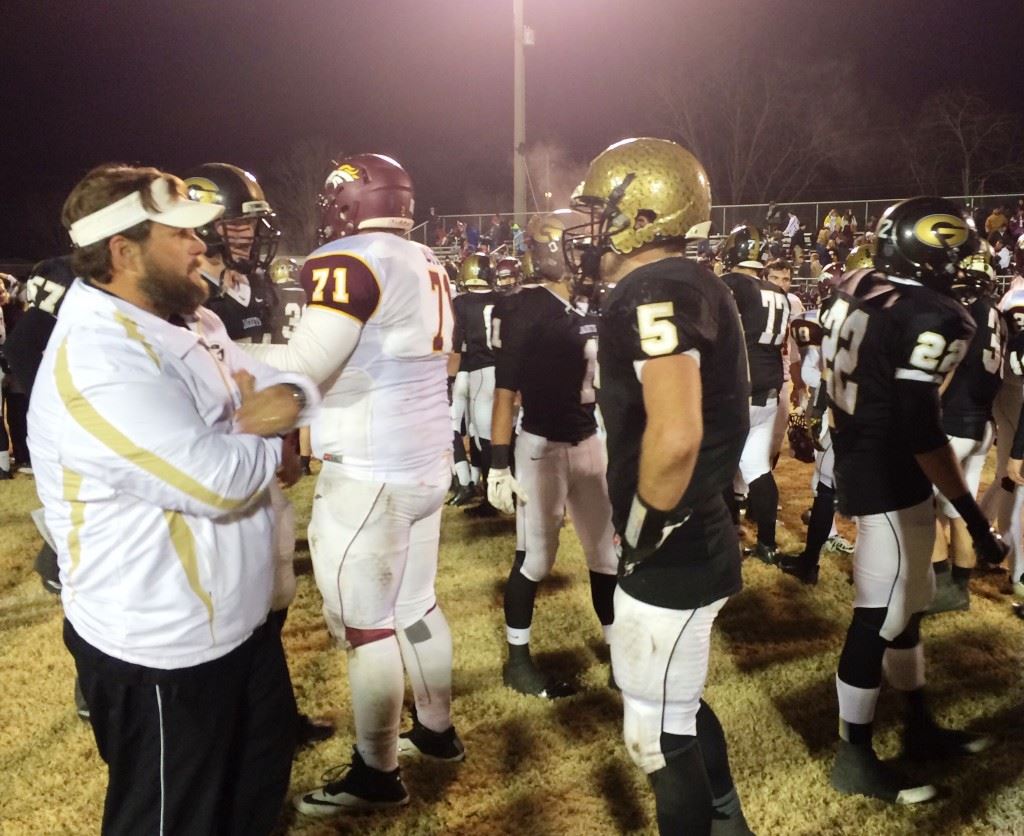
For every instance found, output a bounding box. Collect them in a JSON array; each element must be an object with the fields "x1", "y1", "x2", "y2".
[
  {"x1": 503, "y1": 658, "x2": 575, "y2": 699},
  {"x1": 398, "y1": 710, "x2": 465, "y2": 762},
  {"x1": 902, "y1": 721, "x2": 993, "y2": 761},
  {"x1": 830, "y1": 740, "x2": 937, "y2": 804},
  {"x1": 779, "y1": 553, "x2": 819, "y2": 585},
  {"x1": 464, "y1": 499, "x2": 499, "y2": 517},
  {"x1": 296, "y1": 713, "x2": 335, "y2": 747},
  {"x1": 744, "y1": 542, "x2": 779, "y2": 565},
  {"x1": 447, "y1": 484, "x2": 478, "y2": 507},
  {"x1": 294, "y1": 747, "x2": 408, "y2": 816},
  {"x1": 923, "y1": 573, "x2": 969, "y2": 616}
]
